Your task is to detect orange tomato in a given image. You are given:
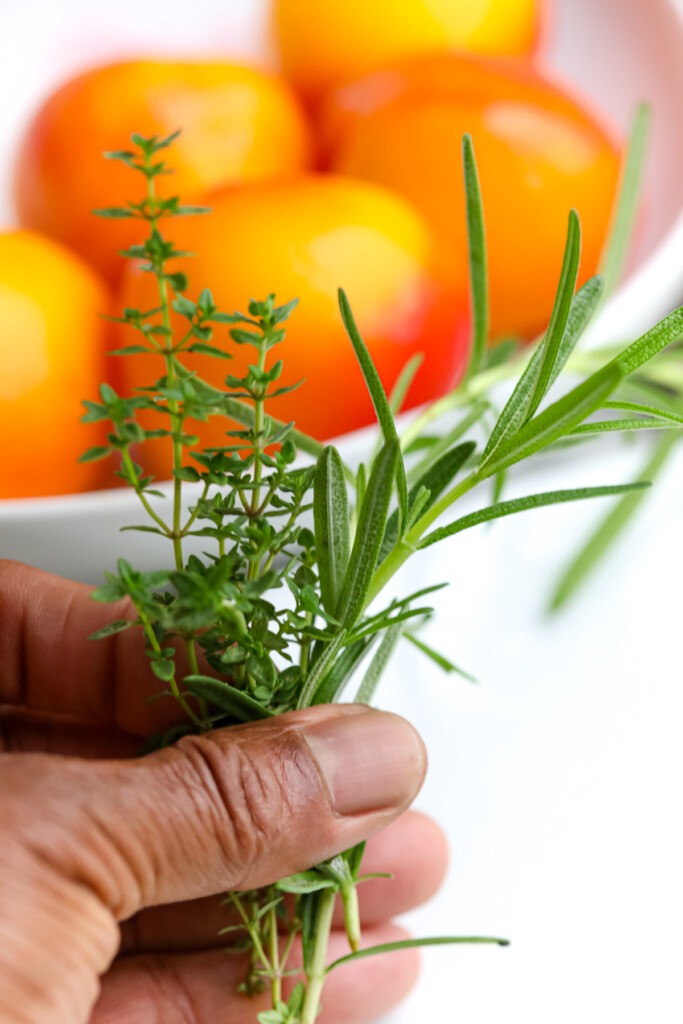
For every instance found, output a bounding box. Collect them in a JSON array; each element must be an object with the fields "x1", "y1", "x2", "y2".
[
  {"x1": 0, "y1": 231, "x2": 111, "y2": 499},
  {"x1": 322, "y1": 53, "x2": 621, "y2": 340},
  {"x1": 271, "y1": 0, "x2": 545, "y2": 101},
  {"x1": 14, "y1": 61, "x2": 313, "y2": 285},
  {"x1": 115, "y1": 174, "x2": 469, "y2": 475}
]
